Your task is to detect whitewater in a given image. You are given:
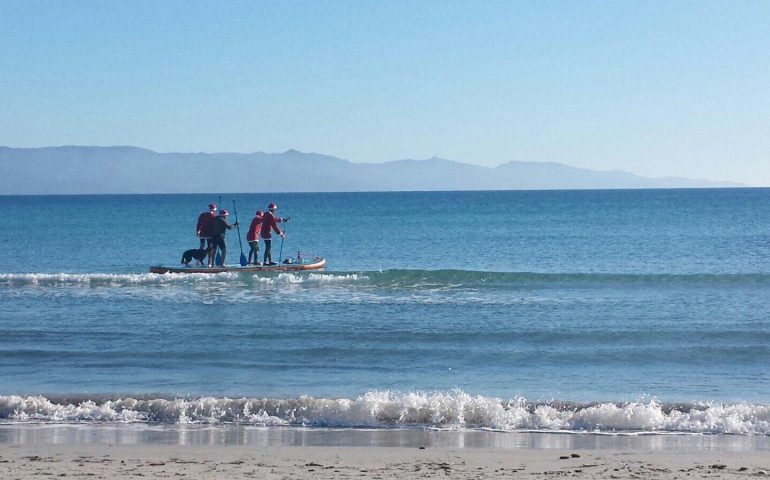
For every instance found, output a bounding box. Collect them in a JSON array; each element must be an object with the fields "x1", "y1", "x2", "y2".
[{"x1": 2, "y1": 392, "x2": 770, "y2": 435}]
